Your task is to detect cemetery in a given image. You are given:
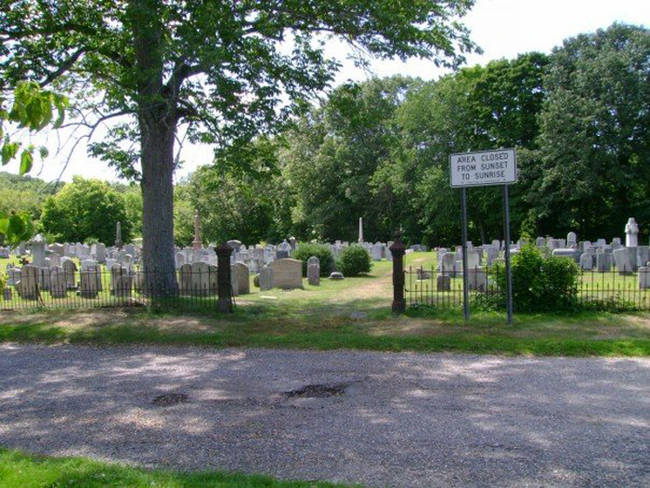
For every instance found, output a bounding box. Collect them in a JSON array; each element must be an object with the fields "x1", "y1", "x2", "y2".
[
  {"x1": 0, "y1": 3, "x2": 648, "y2": 488},
  {"x1": 4, "y1": 216, "x2": 650, "y2": 315}
]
